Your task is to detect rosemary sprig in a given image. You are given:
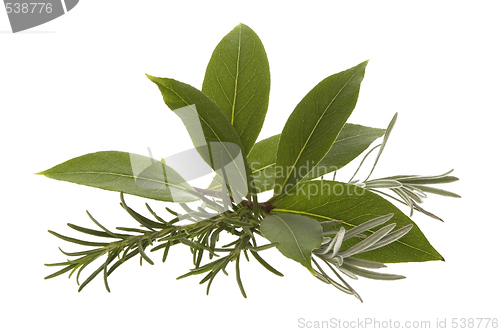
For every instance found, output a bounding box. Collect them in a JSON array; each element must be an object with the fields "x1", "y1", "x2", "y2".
[
  {"x1": 44, "y1": 191, "x2": 279, "y2": 297},
  {"x1": 312, "y1": 214, "x2": 413, "y2": 302},
  {"x1": 348, "y1": 113, "x2": 460, "y2": 221}
]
